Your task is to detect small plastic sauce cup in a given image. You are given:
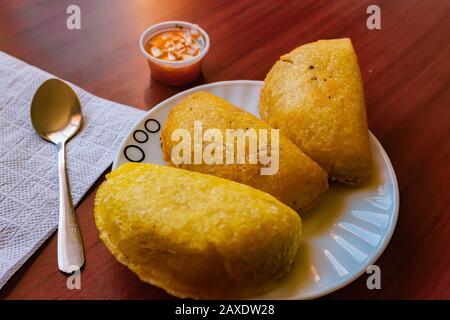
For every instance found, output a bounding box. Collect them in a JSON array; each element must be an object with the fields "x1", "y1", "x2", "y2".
[{"x1": 139, "y1": 21, "x2": 210, "y2": 86}]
